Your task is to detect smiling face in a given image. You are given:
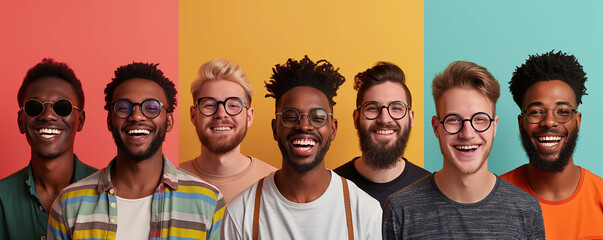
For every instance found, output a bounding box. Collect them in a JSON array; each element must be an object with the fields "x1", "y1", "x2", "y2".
[
  {"x1": 272, "y1": 86, "x2": 337, "y2": 173},
  {"x1": 18, "y1": 77, "x2": 85, "y2": 160},
  {"x1": 519, "y1": 80, "x2": 581, "y2": 172},
  {"x1": 354, "y1": 81, "x2": 414, "y2": 169},
  {"x1": 431, "y1": 87, "x2": 498, "y2": 175},
  {"x1": 107, "y1": 78, "x2": 173, "y2": 161},
  {"x1": 191, "y1": 79, "x2": 253, "y2": 154}
]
